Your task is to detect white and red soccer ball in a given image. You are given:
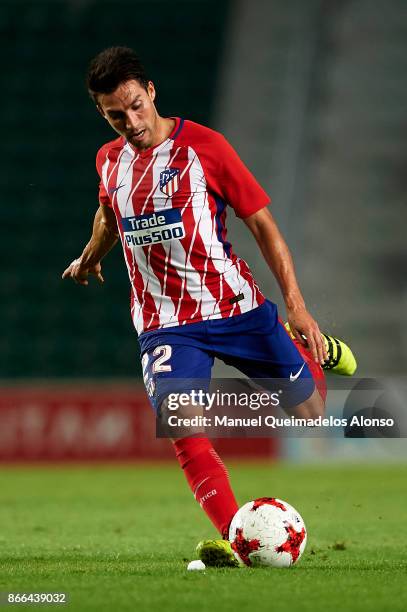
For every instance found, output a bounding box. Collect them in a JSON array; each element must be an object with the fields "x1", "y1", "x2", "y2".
[{"x1": 228, "y1": 497, "x2": 307, "y2": 568}]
